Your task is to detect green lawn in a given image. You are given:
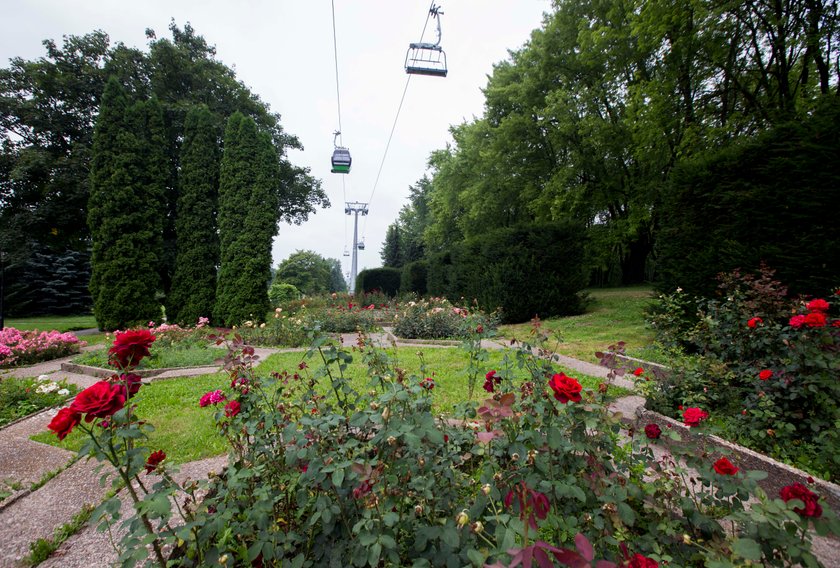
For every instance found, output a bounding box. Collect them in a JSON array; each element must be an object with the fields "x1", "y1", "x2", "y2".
[
  {"x1": 31, "y1": 345, "x2": 626, "y2": 464},
  {"x1": 498, "y1": 286, "x2": 656, "y2": 363},
  {"x1": 71, "y1": 343, "x2": 220, "y2": 370},
  {"x1": 4, "y1": 315, "x2": 97, "y2": 333}
]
